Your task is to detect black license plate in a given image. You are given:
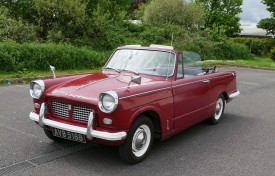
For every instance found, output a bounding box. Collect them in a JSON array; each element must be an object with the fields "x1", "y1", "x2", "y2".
[{"x1": 52, "y1": 128, "x2": 86, "y2": 143}]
